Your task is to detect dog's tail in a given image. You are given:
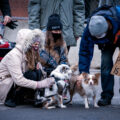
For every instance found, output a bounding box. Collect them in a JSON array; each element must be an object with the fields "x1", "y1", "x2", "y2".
[{"x1": 70, "y1": 64, "x2": 78, "y2": 72}]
